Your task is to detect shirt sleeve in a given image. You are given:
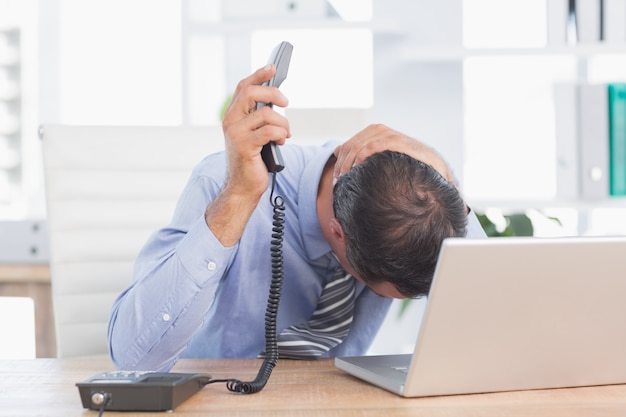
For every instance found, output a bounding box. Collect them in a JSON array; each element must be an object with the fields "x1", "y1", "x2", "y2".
[{"x1": 108, "y1": 162, "x2": 236, "y2": 371}]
